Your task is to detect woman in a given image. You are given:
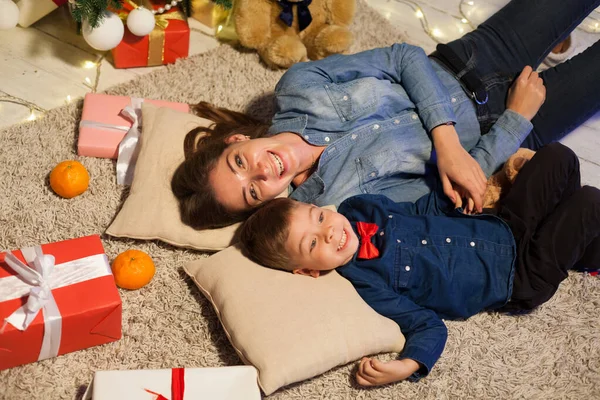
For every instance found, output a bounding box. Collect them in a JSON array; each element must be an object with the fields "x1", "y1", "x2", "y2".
[{"x1": 172, "y1": 0, "x2": 600, "y2": 230}]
